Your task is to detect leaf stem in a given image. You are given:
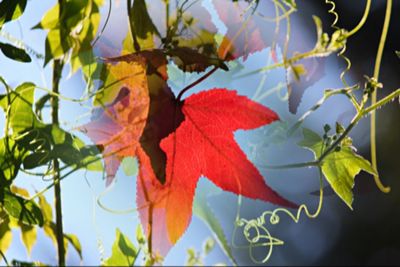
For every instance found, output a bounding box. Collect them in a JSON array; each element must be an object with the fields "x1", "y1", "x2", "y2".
[
  {"x1": 259, "y1": 160, "x2": 318, "y2": 170},
  {"x1": 176, "y1": 66, "x2": 218, "y2": 101},
  {"x1": 370, "y1": 0, "x2": 392, "y2": 193}
]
